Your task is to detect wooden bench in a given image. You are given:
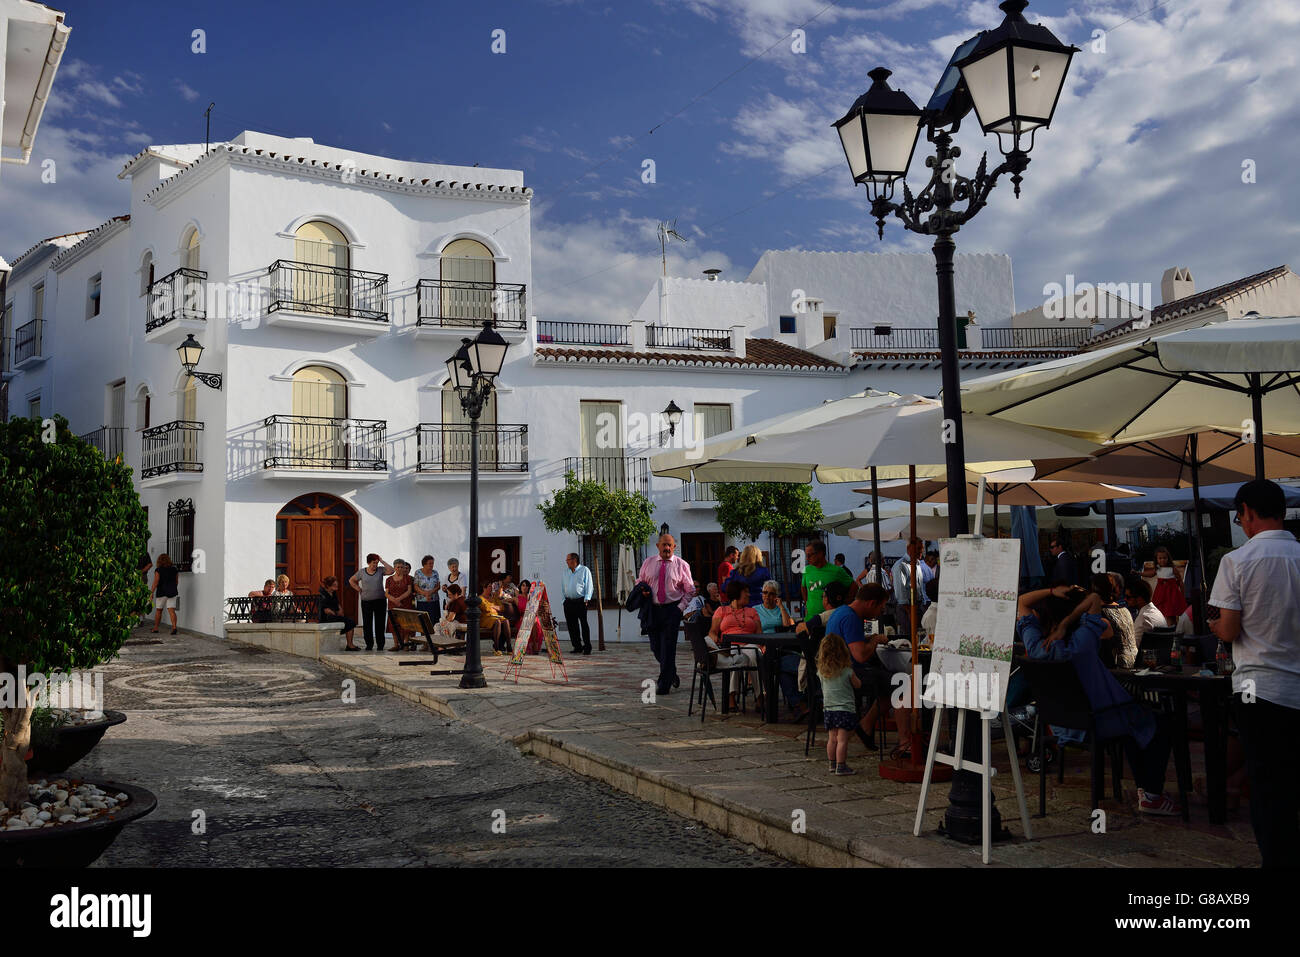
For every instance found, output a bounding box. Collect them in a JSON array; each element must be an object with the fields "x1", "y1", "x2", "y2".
[{"x1": 389, "y1": 608, "x2": 467, "y2": 674}]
